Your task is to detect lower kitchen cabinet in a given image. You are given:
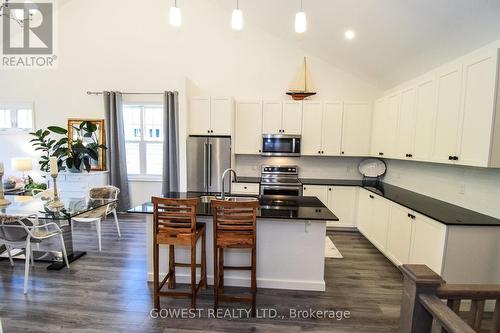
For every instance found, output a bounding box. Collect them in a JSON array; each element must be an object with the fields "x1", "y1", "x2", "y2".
[
  {"x1": 302, "y1": 185, "x2": 328, "y2": 204},
  {"x1": 326, "y1": 186, "x2": 357, "y2": 228},
  {"x1": 366, "y1": 192, "x2": 390, "y2": 252},
  {"x1": 231, "y1": 182, "x2": 260, "y2": 195},
  {"x1": 386, "y1": 203, "x2": 415, "y2": 266}
]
